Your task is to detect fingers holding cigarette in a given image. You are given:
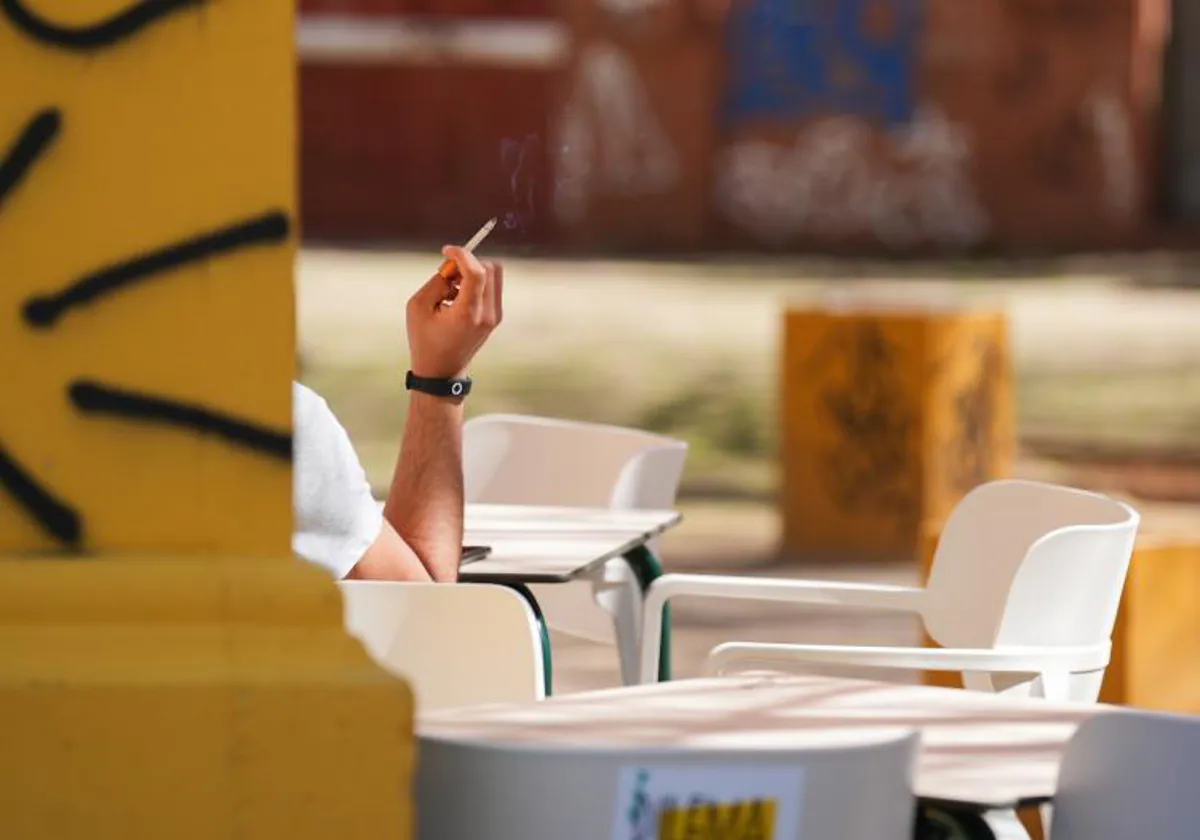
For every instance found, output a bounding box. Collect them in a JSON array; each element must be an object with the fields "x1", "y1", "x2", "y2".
[
  {"x1": 435, "y1": 216, "x2": 497, "y2": 306},
  {"x1": 440, "y1": 245, "x2": 488, "y2": 314}
]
